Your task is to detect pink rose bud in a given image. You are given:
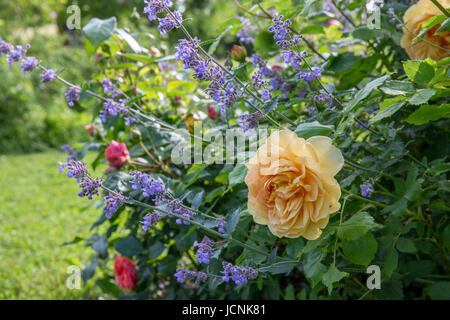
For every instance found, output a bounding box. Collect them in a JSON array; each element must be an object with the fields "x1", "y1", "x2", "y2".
[
  {"x1": 114, "y1": 256, "x2": 138, "y2": 291},
  {"x1": 85, "y1": 124, "x2": 95, "y2": 137},
  {"x1": 207, "y1": 104, "x2": 219, "y2": 120},
  {"x1": 105, "y1": 140, "x2": 130, "y2": 170},
  {"x1": 150, "y1": 46, "x2": 162, "y2": 57},
  {"x1": 328, "y1": 19, "x2": 340, "y2": 26},
  {"x1": 230, "y1": 45, "x2": 247, "y2": 62}
]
